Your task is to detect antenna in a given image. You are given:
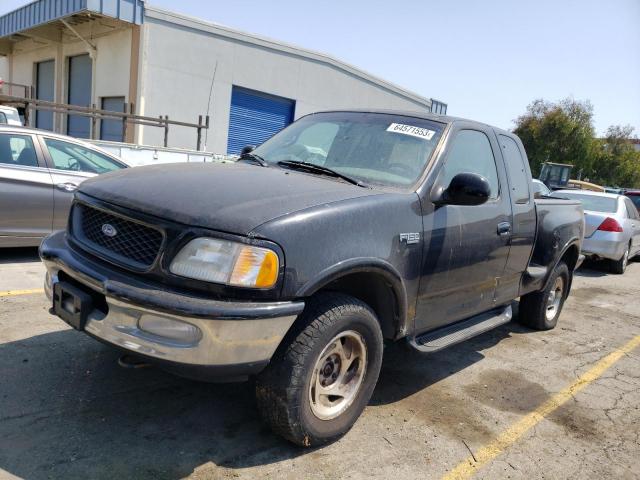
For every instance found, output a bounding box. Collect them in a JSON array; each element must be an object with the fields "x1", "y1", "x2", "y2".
[{"x1": 204, "y1": 60, "x2": 218, "y2": 151}]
